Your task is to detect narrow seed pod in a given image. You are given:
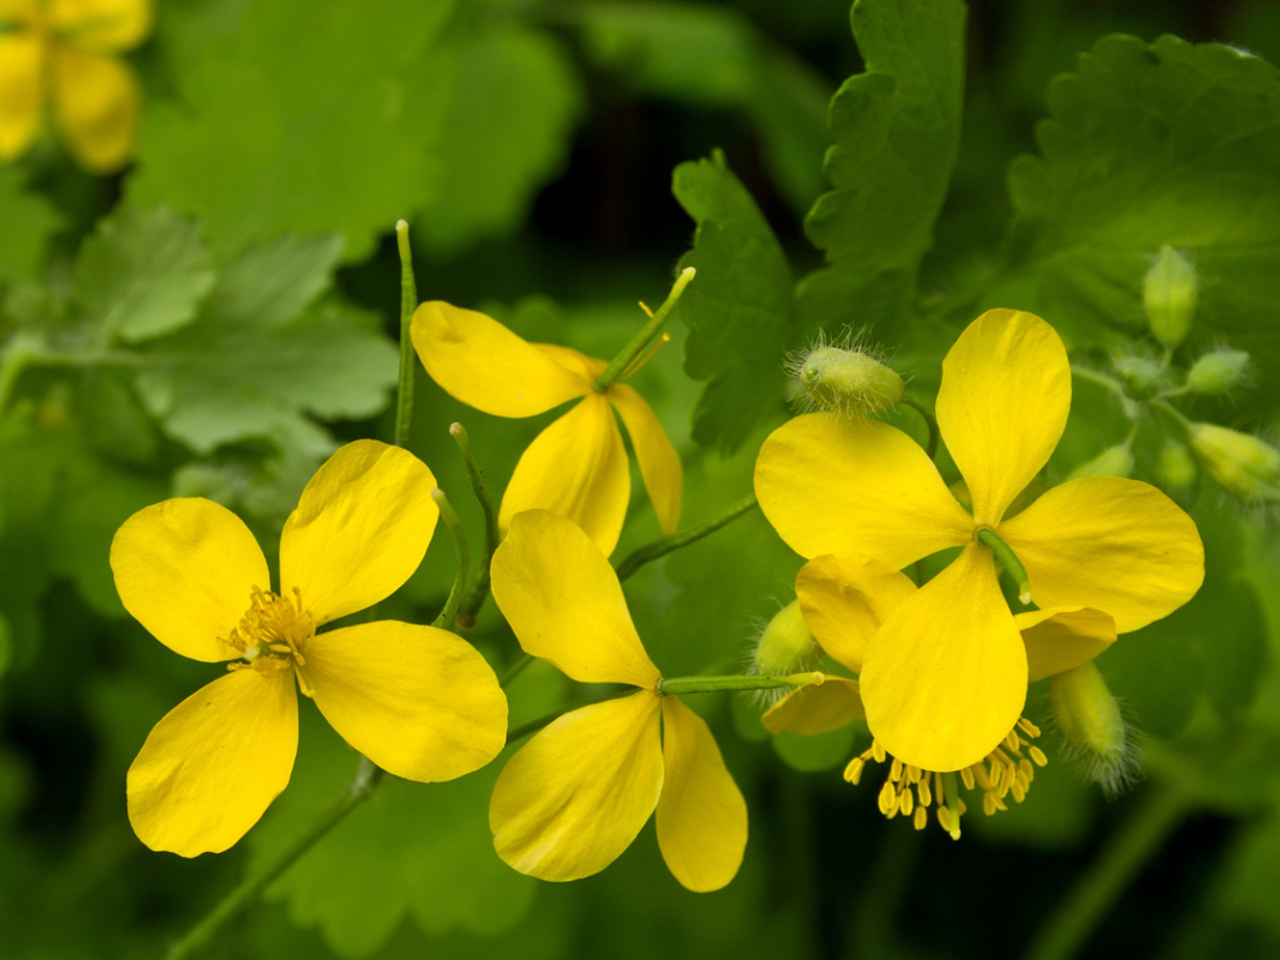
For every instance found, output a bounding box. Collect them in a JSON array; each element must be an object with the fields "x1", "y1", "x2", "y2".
[
  {"x1": 1185, "y1": 349, "x2": 1250, "y2": 396},
  {"x1": 1112, "y1": 355, "x2": 1166, "y2": 401},
  {"x1": 750, "y1": 600, "x2": 819, "y2": 678},
  {"x1": 1188, "y1": 423, "x2": 1280, "y2": 502},
  {"x1": 792, "y1": 343, "x2": 904, "y2": 415},
  {"x1": 1144, "y1": 246, "x2": 1199, "y2": 349},
  {"x1": 1067, "y1": 444, "x2": 1135, "y2": 481},
  {"x1": 1050, "y1": 662, "x2": 1139, "y2": 799}
]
